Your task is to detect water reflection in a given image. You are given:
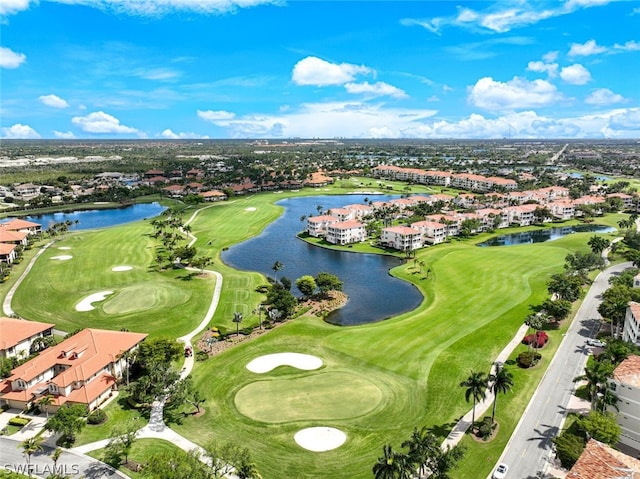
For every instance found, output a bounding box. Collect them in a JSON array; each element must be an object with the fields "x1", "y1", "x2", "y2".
[
  {"x1": 477, "y1": 224, "x2": 615, "y2": 247},
  {"x1": 222, "y1": 194, "x2": 423, "y2": 326}
]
